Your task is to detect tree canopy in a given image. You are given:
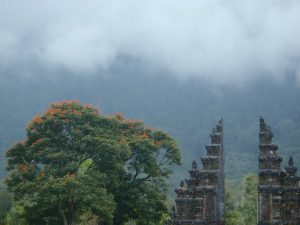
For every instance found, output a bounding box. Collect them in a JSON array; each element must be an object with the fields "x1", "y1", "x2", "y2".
[{"x1": 6, "y1": 101, "x2": 181, "y2": 225}]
